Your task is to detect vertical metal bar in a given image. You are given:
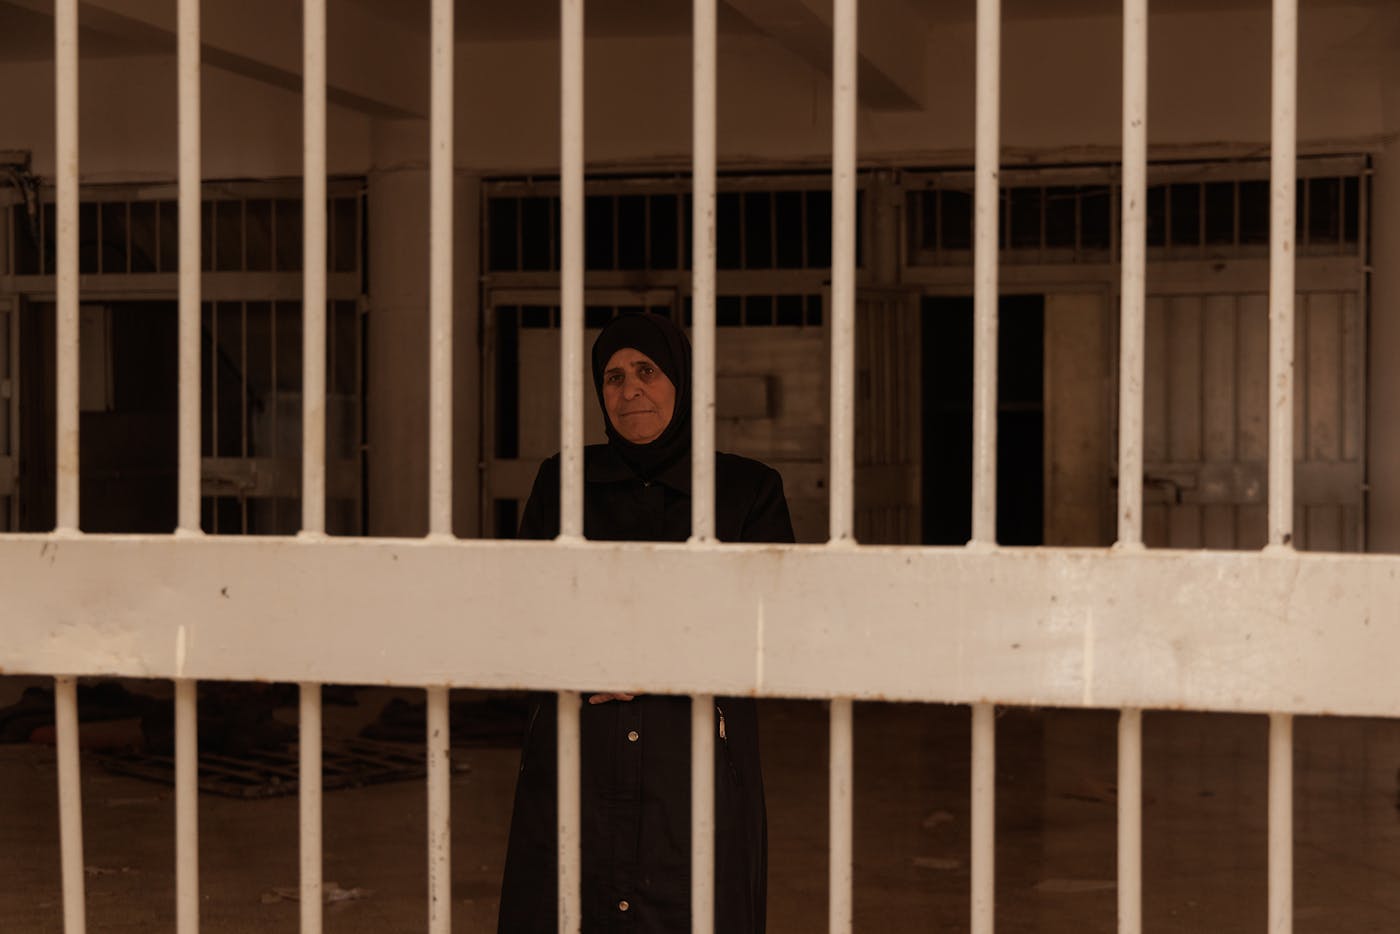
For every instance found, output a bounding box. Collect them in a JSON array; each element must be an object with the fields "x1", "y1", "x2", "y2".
[
  {"x1": 1117, "y1": 0, "x2": 1148, "y2": 549},
  {"x1": 970, "y1": 0, "x2": 1001, "y2": 547},
  {"x1": 427, "y1": 685, "x2": 451, "y2": 934},
  {"x1": 828, "y1": 698, "x2": 854, "y2": 934},
  {"x1": 1117, "y1": 708, "x2": 1142, "y2": 934},
  {"x1": 55, "y1": 676, "x2": 87, "y2": 934},
  {"x1": 1268, "y1": 0, "x2": 1297, "y2": 549},
  {"x1": 557, "y1": 690, "x2": 582, "y2": 934},
  {"x1": 299, "y1": 682, "x2": 323, "y2": 934},
  {"x1": 175, "y1": 678, "x2": 199, "y2": 934},
  {"x1": 1269, "y1": 712, "x2": 1293, "y2": 933},
  {"x1": 691, "y1": 694, "x2": 715, "y2": 934},
  {"x1": 690, "y1": 0, "x2": 717, "y2": 544},
  {"x1": 54, "y1": 0, "x2": 79, "y2": 533},
  {"x1": 558, "y1": 0, "x2": 584, "y2": 540},
  {"x1": 428, "y1": 0, "x2": 454, "y2": 538},
  {"x1": 971, "y1": 702, "x2": 995, "y2": 934},
  {"x1": 828, "y1": 0, "x2": 857, "y2": 544},
  {"x1": 177, "y1": 0, "x2": 200, "y2": 532},
  {"x1": 302, "y1": 0, "x2": 327, "y2": 536},
  {"x1": 690, "y1": 0, "x2": 718, "y2": 919},
  {"x1": 210, "y1": 306, "x2": 219, "y2": 492}
]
